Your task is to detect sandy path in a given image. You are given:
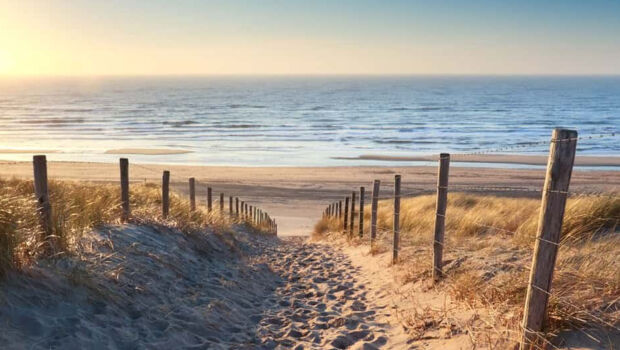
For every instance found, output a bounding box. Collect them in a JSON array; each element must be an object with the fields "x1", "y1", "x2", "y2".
[{"x1": 257, "y1": 237, "x2": 409, "y2": 349}]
